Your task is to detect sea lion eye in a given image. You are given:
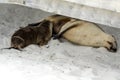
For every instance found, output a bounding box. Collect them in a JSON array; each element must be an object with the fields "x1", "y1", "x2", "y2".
[{"x1": 107, "y1": 41, "x2": 112, "y2": 45}]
